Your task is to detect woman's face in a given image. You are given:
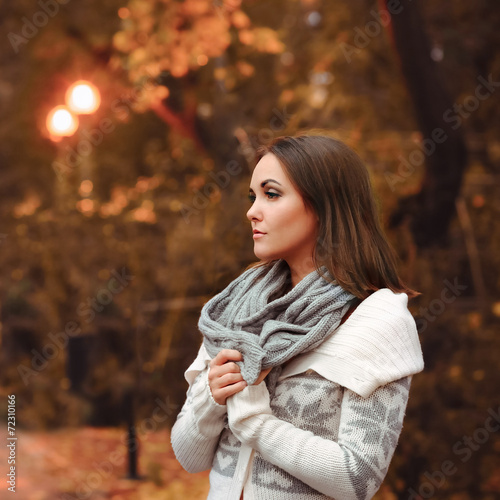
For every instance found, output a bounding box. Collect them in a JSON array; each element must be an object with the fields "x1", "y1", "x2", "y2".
[{"x1": 247, "y1": 153, "x2": 318, "y2": 270}]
